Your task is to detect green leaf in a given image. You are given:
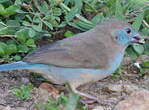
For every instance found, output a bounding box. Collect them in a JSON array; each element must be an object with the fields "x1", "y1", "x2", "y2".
[
  {"x1": 0, "y1": 0, "x2": 9, "y2": 3},
  {"x1": 65, "y1": 0, "x2": 82, "y2": 22},
  {"x1": 7, "y1": 44, "x2": 17, "y2": 55},
  {"x1": 48, "y1": 18, "x2": 59, "y2": 27},
  {"x1": 15, "y1": 29, "x2": 29, "y2": 43},
  {"x1": 144, "y1": 42, "x2": 149, "y2": 55},
  {"x1": 0, "y1": 22, "x2": 7, "y2": 27},
  {"x1": 36, "y1": 104, "x2": 60, "y2": 110},
  {"x1": 64, "y1": 0, "x2": 71, "y2": 5},
  {"x1": 57, "y1": 93, "x2": 68, "y2": 105},
  {"x1": 15, "y1": 0, "x2": 22, "y2": 5},
  {"x1": 22, "y1": 21, "x2": 31, "y2": 26},
  {"x1": 13, "y1": 55, "x2": 21, "y2": 61},
  {"x1": 32, "y1": 23, "x2": 42, "y2": 32},
  {"x1": 140, "y1": 61, "x2": 149, "y2": 69},
  {"x1": 11, "y1": 83, "x2": 34, "y2": 100},
  {"x1": 25, "y1": 15, "x2": 32, "y2": 22},
  {"x1": 15, "y1": 14, "x2": 26, "y2": 22},
  {"x1": 0, "y1": 23, "x2": 13, "y2": 35},
  {"x1": 0, "y1": 5, "x2": 20, "y2": 17},
  {"x1": 53, "y1": 8, "x2": 62, "y2": 16},
  {"x1": 141, "y1": 28, "x2": 149, "y2": 36},
  {"x1": 107, "y1": 0, "x2": 117, "y2": 6},
  {"x1": 69, "y1": 21, "x2": 95, "y2": 31},
  {"x1": 130, "y1": 0, "x2": 149, "y2": 6},
  {"x1": 38, "y1": 1, "x2": 49, "y2": 14},
  {"x1": 115, "y1": 0, "x2": 125, "y2": 20},
  {"x1": 65, "y1": 8, "x2": 79, "y2": 22},
  {"x1": 6, "y1": 40, "x2": 16, "y2": 44},
  {"x1": 142, "y1": 61, "x2": 149, "y2": 66},
  {"x1": 64, "y1": 31, "x2": 75, "y2": 37},
  {"x1": 83, "y1": 0, "x2": 98, "y2": 12},
  {"x1": 6, "y1": 20, "x2": 20, "y2": 27},
  {"x1": 28, "y1": 28, "x2": 36, "y2": 38},
  {"x1": 33, "y1": 16, "x2": 41, "y2": 23},
  {"x1": 0, "y1": 4, "x2": 5, "y2": 15},
  {"x1": 133, "y1": 44, "x2": 144, "y2": 55},
  {"x1": 132, "y1": 12, "x2": 144, "y2": 31},
  {"x1": 18, "y1": 45, "x2": 29, "y2": 53},
  {"x1": 112, "y1": 73, "x2": 121, "y2": 78},
  {"x1": 126, "y1": 47, "x2": 138, "y2": 60},
  {"x1": 43, "y1": 21, "x2": 53, "y2": 30},
  {"x1": 64, "y1": 93, "x2": 79, "y2": 110},
  {"x1": 0, "y1": 27, "x2": 10, "y2": 35},
  {"x1": 0, "y1": 47, "x2": 5, "y2": 57},
  {"x1": 0, "y1": 42, "x2": 8, "y2": 57},
  {"x1": 25, "y1": 39, "x2": 36, "y2": 47},
  {"x1": 91, "y1": 13, "x2": 105, "y2": 24}
]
